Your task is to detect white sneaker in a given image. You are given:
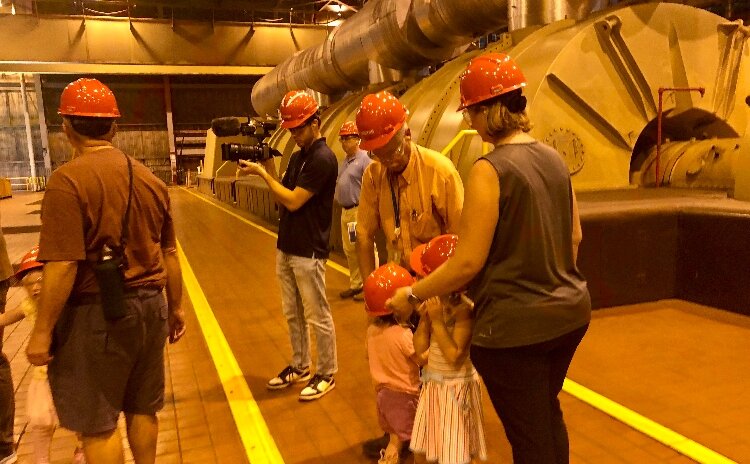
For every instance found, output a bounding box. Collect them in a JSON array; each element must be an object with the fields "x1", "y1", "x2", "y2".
[
  {"x1": 267, "y1": 365, "x2": 311, "y2": 390},
  {"x1": 298, "y1": 374, "x2": 335, "y2": 401}
]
